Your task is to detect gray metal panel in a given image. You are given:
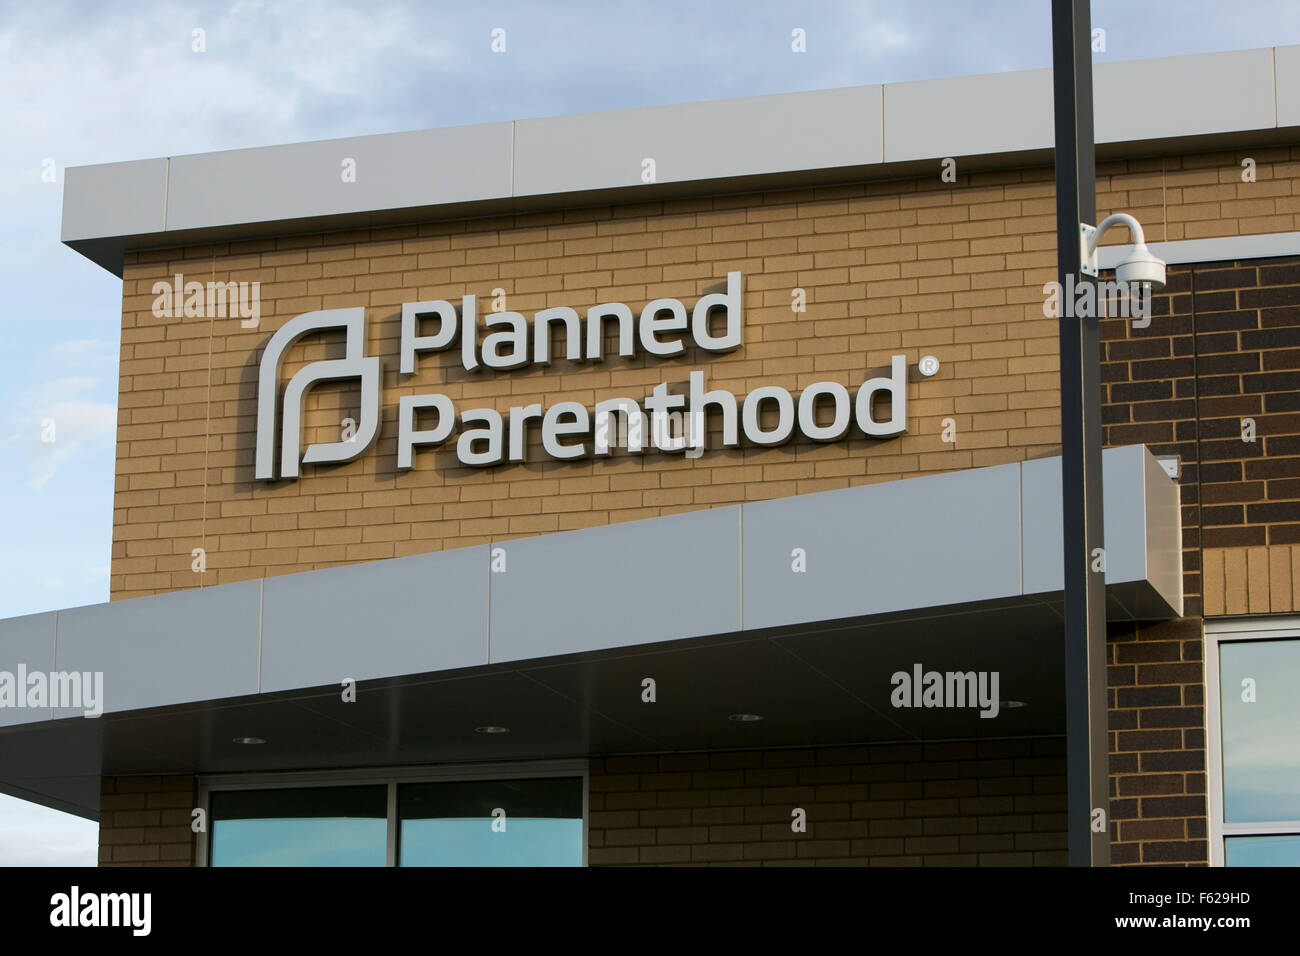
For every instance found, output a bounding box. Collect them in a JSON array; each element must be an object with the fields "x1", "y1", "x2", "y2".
[
  {"x1": 742, "y1": 464, "x2": 1023, "y2": 631},
  {"x1": 260, "y1": 546, "x2": 489, "y2": 694},
  {"x1": 1143, "y1": 449, "x2": 1185, "y2": 617},
  {"x1": 165, "y1": 123, "x2": 514, "y2": 231},
  {"x1": 513, "y1": 86, "x2": 882, "y2": 196},
  {"x1": 1021, "y1": 444, "x2": 1165, "y2": 595},
  {"x1": 0, "y1": 612, "x2": 57, "y2": 726},
  {"x1": 1277, "y1": 45, "x2": 1300, "y2": 128},
  {"x1": 1020, "y1": 454, "x2": 1065, "y2": 597},
  {"x1": 1094, "y1": 48, "x2": 1276, "y2": 143},
  {"x1": 883, "y1": 68, "x2": 1053, "y2": 162},
  {"x1": 59, "y1": 158, "x2": 167, "y2": 240},
  {"x1": 1100, "y1": 445, "x2": 1152, "y2": 584},
  {"x1": 488, "y1": 506, "x2": 741, "y2": 664},
  {"x1": 54, "y1": 582, "x2": 261, "y2": 713}
]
